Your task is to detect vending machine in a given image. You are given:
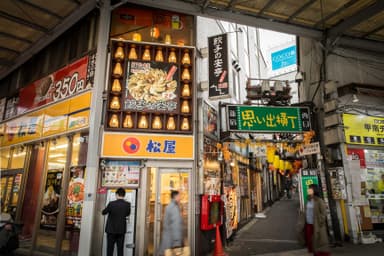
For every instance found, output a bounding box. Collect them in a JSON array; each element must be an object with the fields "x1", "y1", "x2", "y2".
[{"x1": 102, "y1": 189, "x2": 137, "y2": 256}]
